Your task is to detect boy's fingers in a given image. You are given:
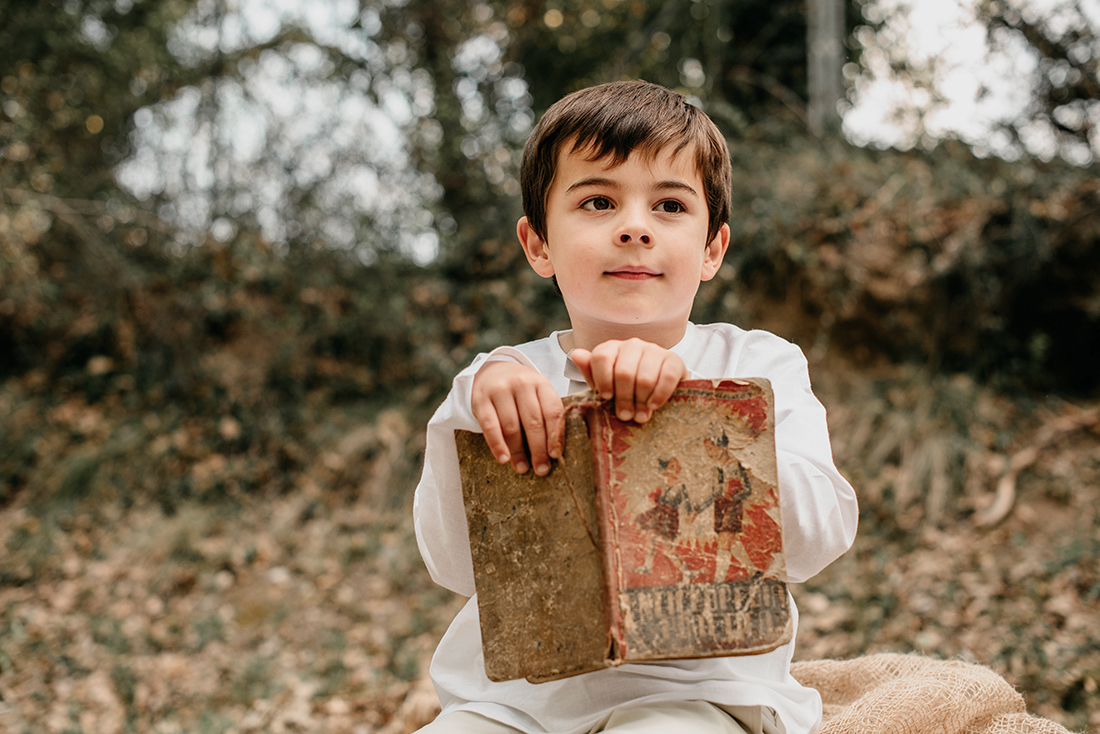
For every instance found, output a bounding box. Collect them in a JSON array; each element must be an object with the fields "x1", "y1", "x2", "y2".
[
  {"x1": 471, "y1": 361, "x2": 566, "y2": 475},
  {"x1": 642, "y1": 355, "x2": 685, "y2": 421},
  {"x1": 567, "y1": 349, "x2": 602, "y2": 402},
  {"x1": 587, "y1": 345, "x2": 618, "y2": 400},
  {"x1": 525, "y1": 383, "x2": 564, "y2": 474},
  {"x1": 472, "y1": 363, "x2": 517, "y2": 465},
  {"x1": 478, "y1": 418, "x2": 512, "y2": 466},
  {"x1": 490, "y1": 394, "x2": 531, "y2": 474},
  {"x1": 515, "y1": 384, "x2": 552, "y2": 475},
  {"x1": 471, "y1": 393, "x2": 511, "y2": 465},
  {"x1": 569, "y1": 349, "x2": 596, "y2": 390},
  {"x1": 537, "y1": 381, "x2": 566, "y2": 461},
  {"x1": 612, "y1": 342, "x2": 645, "y2": 422},
  {"x1": 632, "y1": 348, "x2": 666, "y2": 417},
  {"x1": 478, "y1": 409, "x2": 525, "y2": 471},
  {"x1": 571, "y1": 341, "x2": 685, "y2": 424}
]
